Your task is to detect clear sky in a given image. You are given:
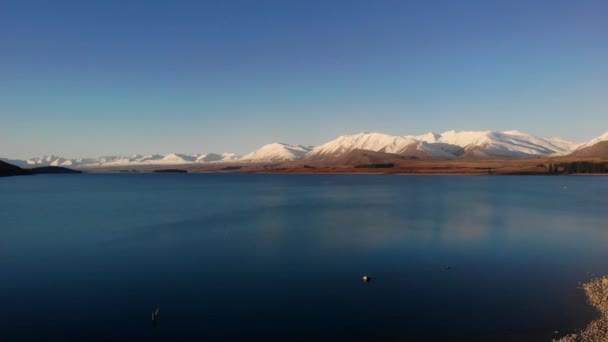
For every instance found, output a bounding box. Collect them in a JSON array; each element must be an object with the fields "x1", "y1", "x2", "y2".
[{"x1": 1, "y1": 0, "x2": 607, "y2": 158}]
